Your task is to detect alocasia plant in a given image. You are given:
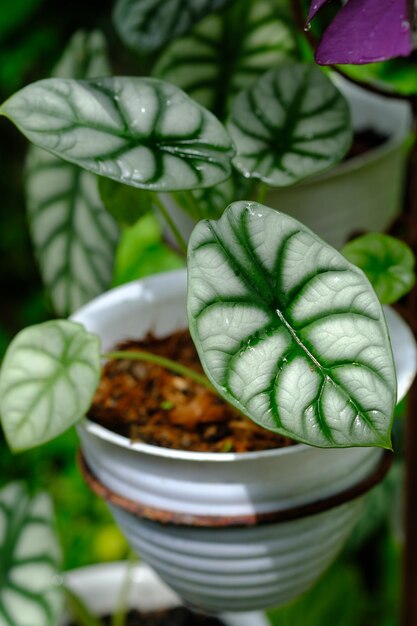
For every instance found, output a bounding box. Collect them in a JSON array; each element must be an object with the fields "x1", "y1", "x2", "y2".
[
  {"x1": 187, "y1": 202, "x2": 397, "y2": 448},
  {"x1": 227, "y1": 63, "x2": 351, "y2": 186},
  {"x1": 0, "y1": 199, "x2": 408, "y2": 451},
  {"x1": 0, "y1": 321, "x2": 101, "y2": 451},
  {"x1": 0, "y1": 482, "x2": 62, "y2": 626},
  {"x1": 308, "y1": 0, "x2": 415, "y2": 65},
  {"x1": 113, "y1": 0, "x2": 235, "y2": 54},
  {"x1": 25, "y1": 30, "x2": 119, "y2": 317},
  {"x1": 154, "y1": 0, "x2": 297, "y2": 120},
  {"x1": 0, "y1": 4, "x2": 413, "y2": 453},
  {"x1": 1, "y1": 77, "x2": 234, "y2": 191}
]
